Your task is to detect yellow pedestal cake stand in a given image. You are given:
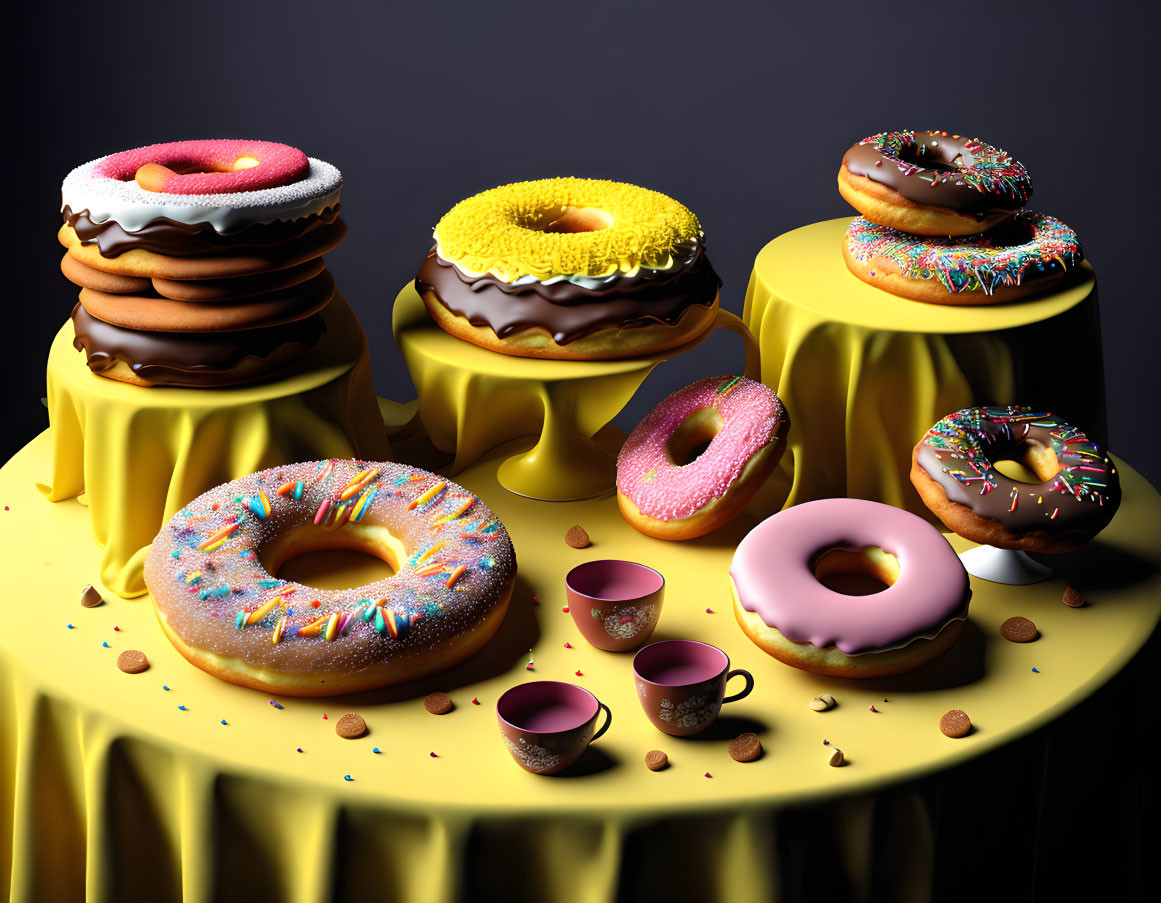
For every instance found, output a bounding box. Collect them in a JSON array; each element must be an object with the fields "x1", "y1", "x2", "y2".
[
  {"x1": 744, "y1": 218, "x2": 1105, "y2": 520},
  {"x1": 393, "y1": 283, "x2": 757, "y2": 501},
  {"x1": 40, "y1": 295, "x2": 390, "y2": 598}
]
